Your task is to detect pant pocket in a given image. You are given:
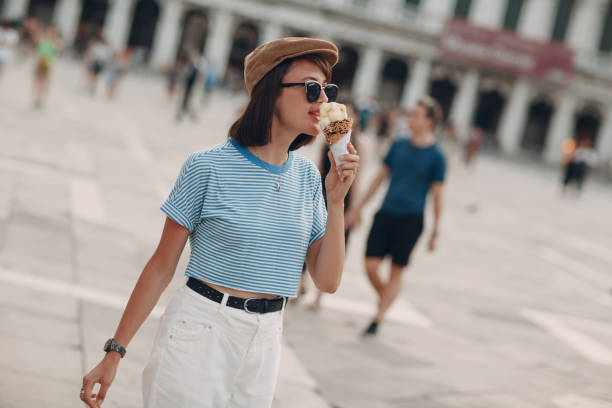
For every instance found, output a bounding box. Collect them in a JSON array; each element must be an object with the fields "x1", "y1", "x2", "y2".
[{"x1": 168, "y1": 318, "x2": 211, "y2": 344}]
